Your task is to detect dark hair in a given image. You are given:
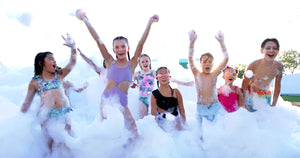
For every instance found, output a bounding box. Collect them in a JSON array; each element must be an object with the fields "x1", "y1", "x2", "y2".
[
  {"x1": 156, "y1": 66, "x2": 170, "y2": 87},
  {"x1": 34, "y1": 52, "x2": 53, "y2": 76},
  {"x1": 138, "y1": 54, "x2": 152, "y2": 69},
  {"x1": 200, "y1": 52, "x2": 214, "y2": 62},
  {"x1": 113, "y1": 36, "x2": 130, "y2": 61},
  {"x1": 261, "y1": 38, "x2": 280, "y2": 50},
  {"x1": 103, "y1": 60, "x2": 106, "y2": 69}
]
